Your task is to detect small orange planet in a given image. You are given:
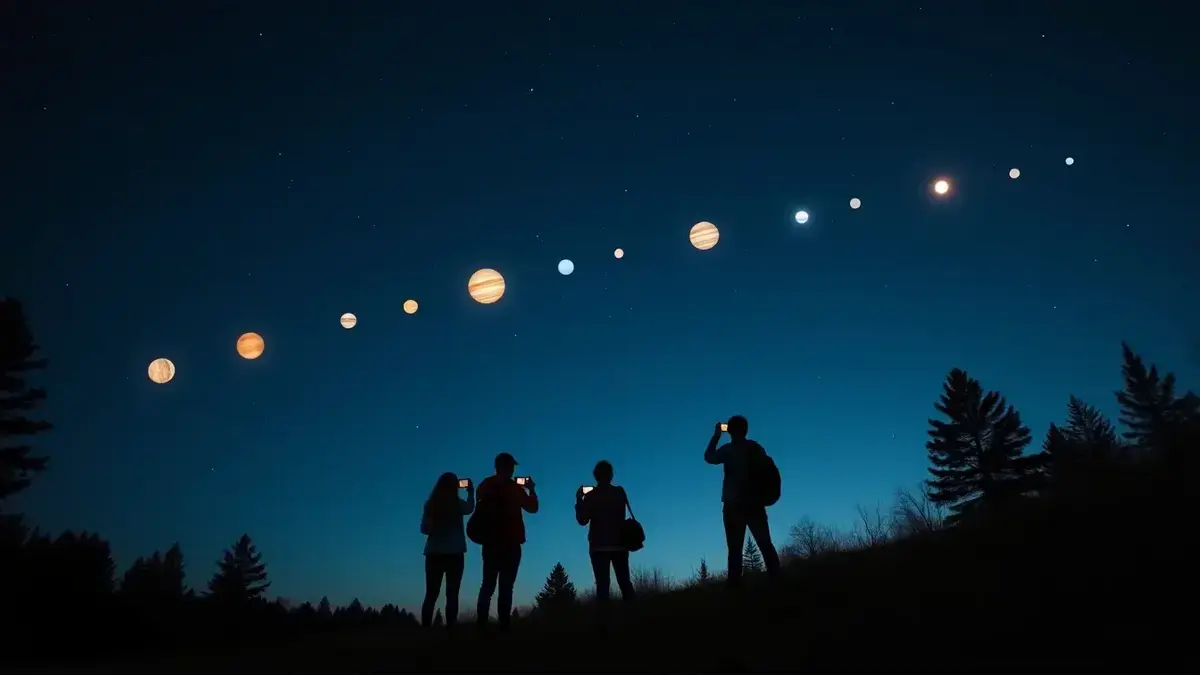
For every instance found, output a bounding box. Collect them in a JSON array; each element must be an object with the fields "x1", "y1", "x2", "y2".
[
  {"x1": 340, "y1": 313, "x2": 357, "y2": 329},
  {"x1": 403, "y1": 299, "x2": 419, "y2": 315},
  {"x1": 148, "y1": 358, "x2": 175, "y2": 384},
  {"x1": 614, "y1": 248, "x2": 625, "y2": 259},
  {"x1": 468, "y1": 268, "x2": 505, "y2": 304},
  {"x1": 236, "y1": 332, "x2": 264, "y2": 360},
  {"x1": 689, "y1": 221, "x2": 720, "y2": 250}
]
